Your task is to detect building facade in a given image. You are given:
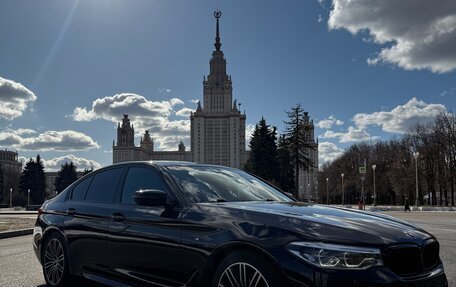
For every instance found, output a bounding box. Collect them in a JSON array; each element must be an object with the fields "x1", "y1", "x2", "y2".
[
  {"x1": 45, "y1": 171, "x2": 85, "y2": 199},
  {"x1": 0, "y1": 150, "x2": 22, "y2": 174},
  {"x1": 297, "y1": 112, "x2": 319, "y2": 201},
  {"x1": 0, "y1": 150, "x2": 22, "y2": 203},
  {"x1": 112, "y1": 114, "x2": 191, "y2": 164},
  {"x1": 190, "y1": 11, "x2": 246, "y2": 168},
  {"x1": 110, "y1": 11, "x2": 317, "y2": 193}
]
